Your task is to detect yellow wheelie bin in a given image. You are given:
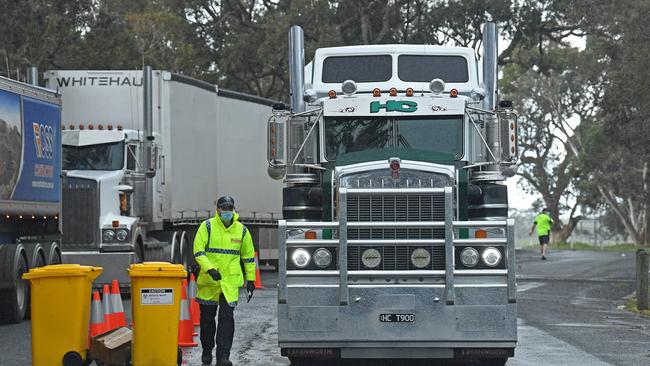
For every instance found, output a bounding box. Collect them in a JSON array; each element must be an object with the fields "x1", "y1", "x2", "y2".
[
  {"x1": 129, "y1": 262, "x2": 187, "y2": 366},
  {"x1": 22, "y1": 264, "x2": 103, "y2": 366}
]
